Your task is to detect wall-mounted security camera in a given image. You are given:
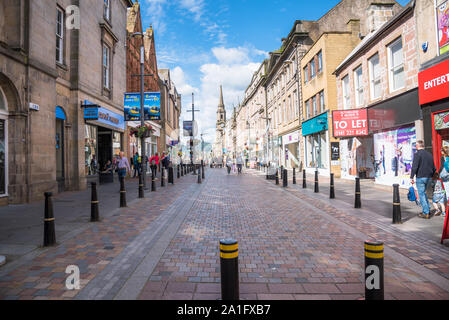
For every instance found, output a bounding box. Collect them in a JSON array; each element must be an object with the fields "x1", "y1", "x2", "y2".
[{"x1": 422, "y1": 42, "x2": 429, "y2": 53}]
